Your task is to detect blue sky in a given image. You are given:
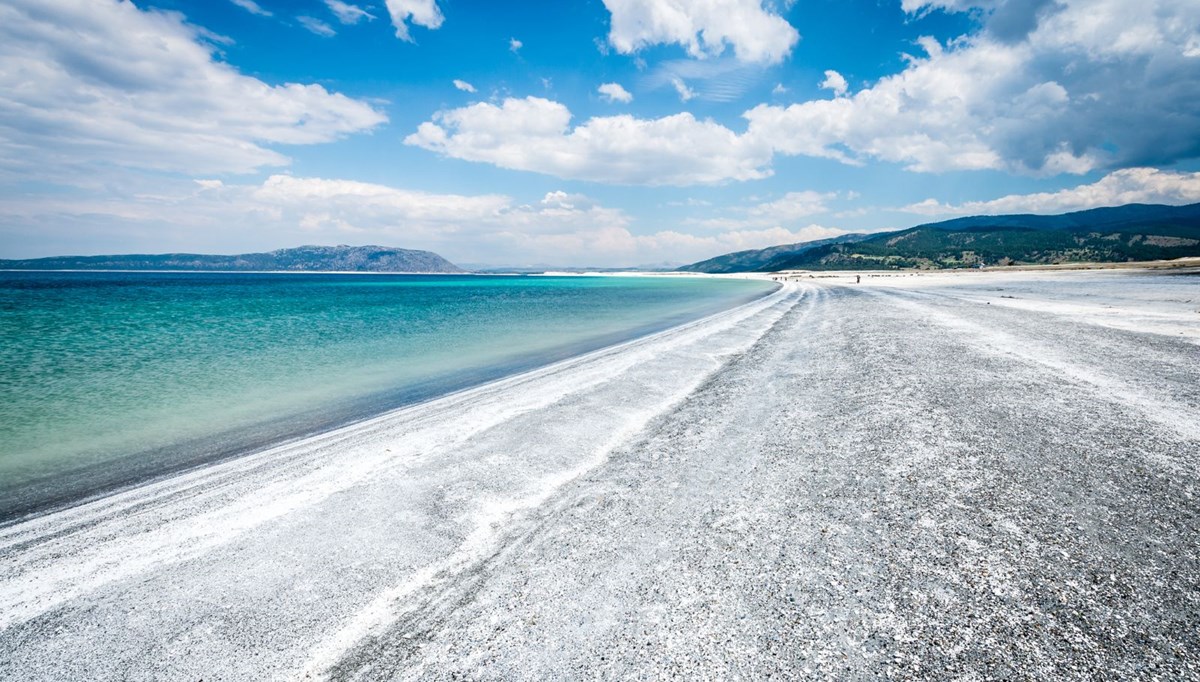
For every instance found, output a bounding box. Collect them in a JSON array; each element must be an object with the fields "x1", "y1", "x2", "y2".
[{"x1": 1, "y1": 0, "x2": 1199, "y2": 266}]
